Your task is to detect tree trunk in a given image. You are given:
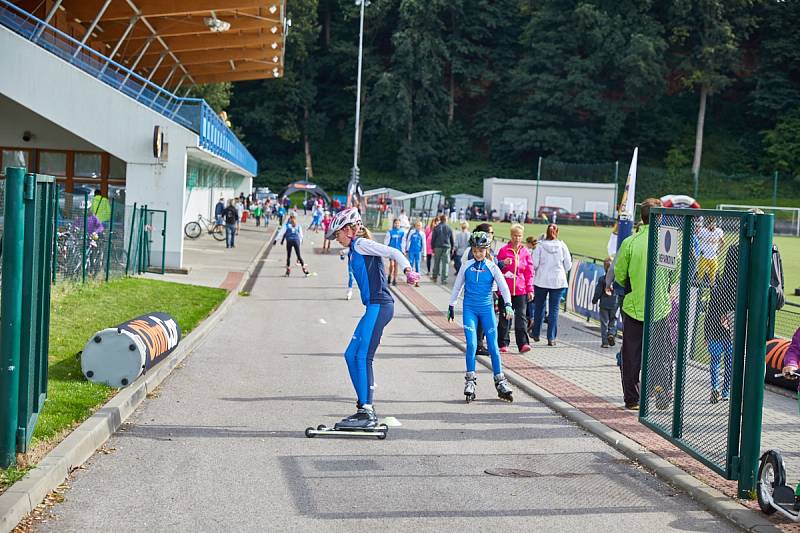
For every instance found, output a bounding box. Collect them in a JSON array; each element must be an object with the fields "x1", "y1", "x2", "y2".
[
  {"x1": 448, "y1": 64, "x2": 455, "y2": 126},
  {"x1": 304, "y1": 105, "x2": 314, "y2": 178},
  {"x1": 691, "y1": 84, "x2": 708, "y2": 182}
]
